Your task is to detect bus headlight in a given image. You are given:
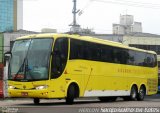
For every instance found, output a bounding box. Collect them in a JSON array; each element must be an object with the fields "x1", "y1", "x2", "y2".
[
  {"x1": 35, "y1": 85, "x2": 48, "y2": 90},
  {"x1": 8, "y1": 85, "x2": 16, "y2": 89}
]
